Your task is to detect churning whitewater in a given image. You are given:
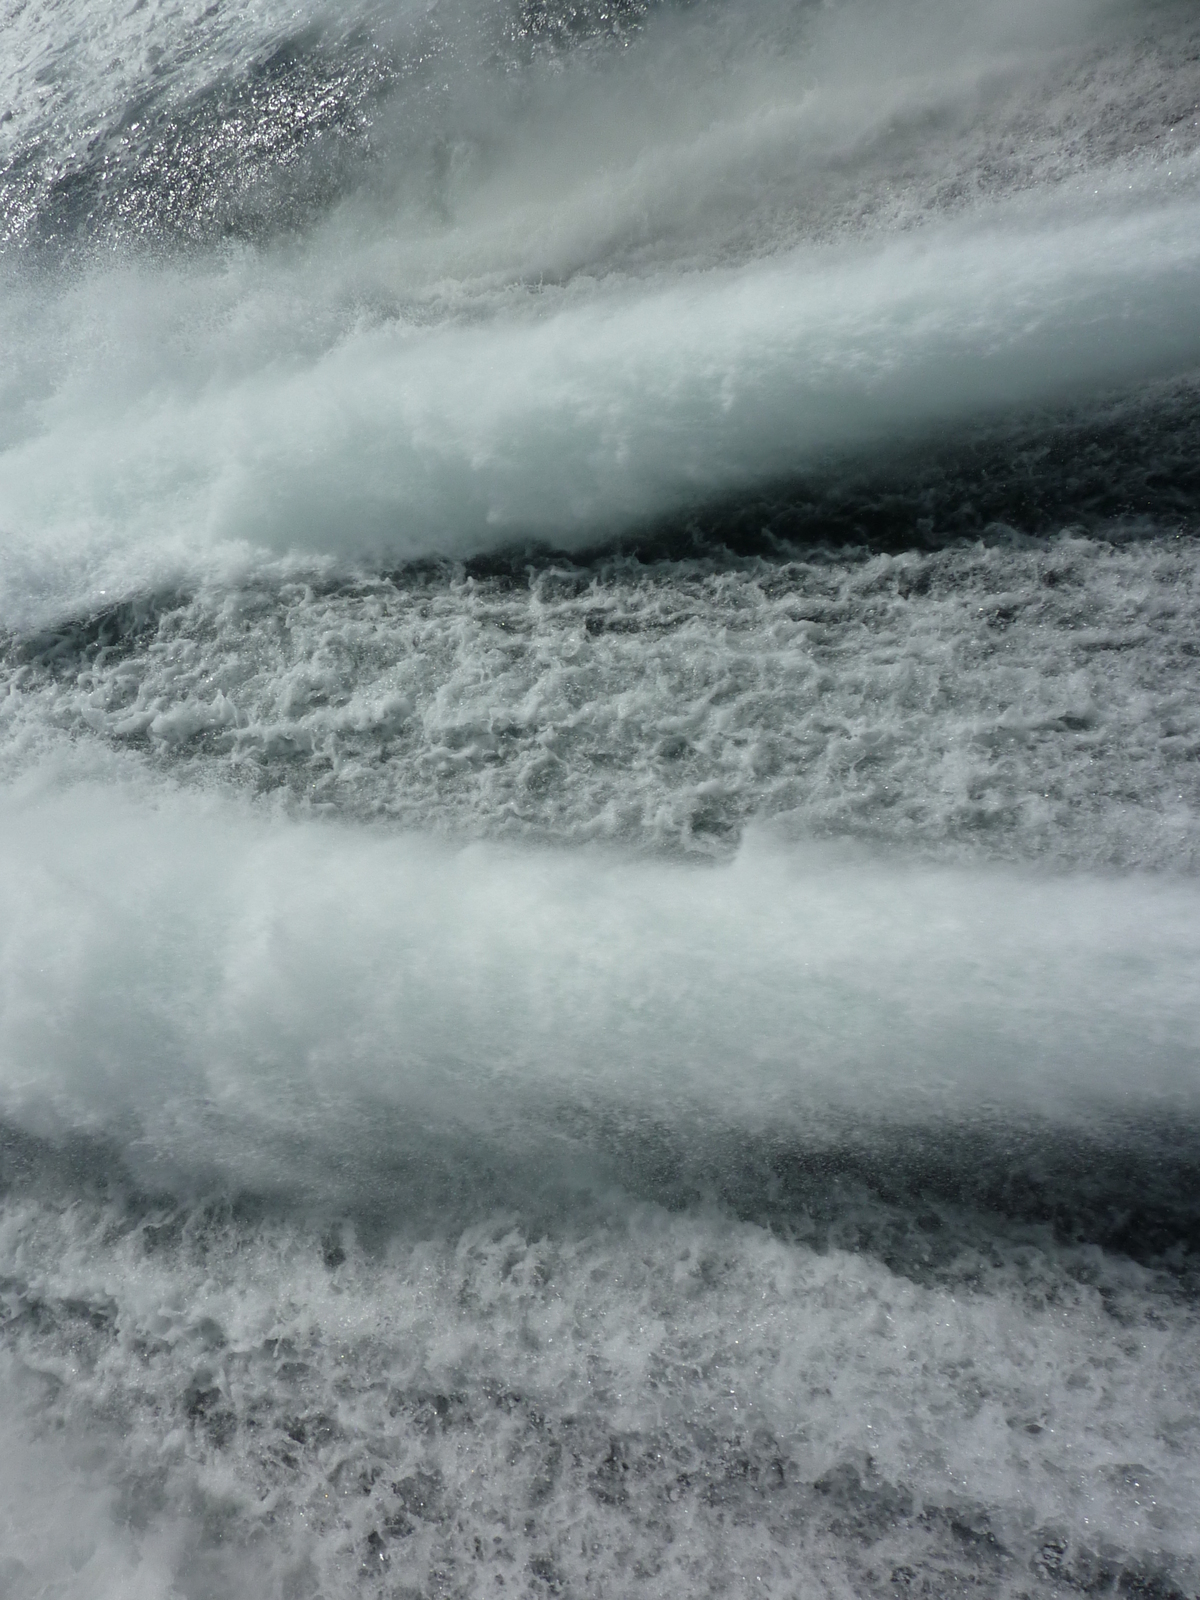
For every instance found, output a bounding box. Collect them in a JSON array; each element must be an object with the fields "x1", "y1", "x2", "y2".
[{"x1": 2, "y1": 0, "x2": 1200, "y2": 1596}]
